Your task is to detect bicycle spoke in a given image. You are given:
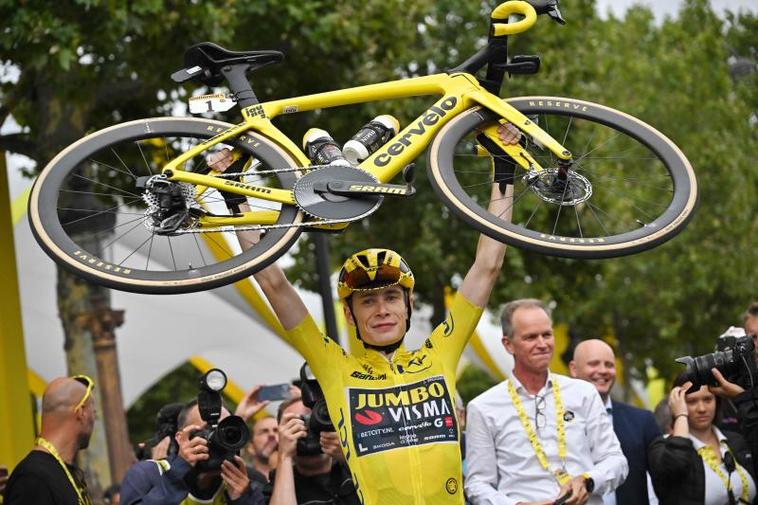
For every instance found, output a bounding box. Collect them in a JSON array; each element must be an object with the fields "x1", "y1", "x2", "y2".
[
  {"x1": 586, "y1": 202, "x2": 611, "y2": 237},
  {"x1": 145, "y1": 233, "x2": 155, "y2": 270},
  {"x1": 574, "y1": 204, "x2": 583, "y2": 238},
  {"x1": 102, "y1": 216, "x2": 148, "y2": 251},
  {"x1": 110, "y1": 148, "x2": 139, "y2": 180},
  {"x1": 193, "y1": 233, "x2": 208, "y2": 267},
  {"x1": 136, "y1": 141, "x2": 154, "y2": 176},
  {"x1": 118, "y1": 233, "x2": 155, "y2": 267},
  {"x1": 523, "y1": 199, "x2": 544, "y2": 229},
  {"x1": 59, "y1": 197, "x2": 144, "y2": 227},
  {"x1": 167, "y1": 236, "x2": 177, "y2": 270},
  {"x1": 72, "y1": 172, "x2": 141, "y2": 198}
]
